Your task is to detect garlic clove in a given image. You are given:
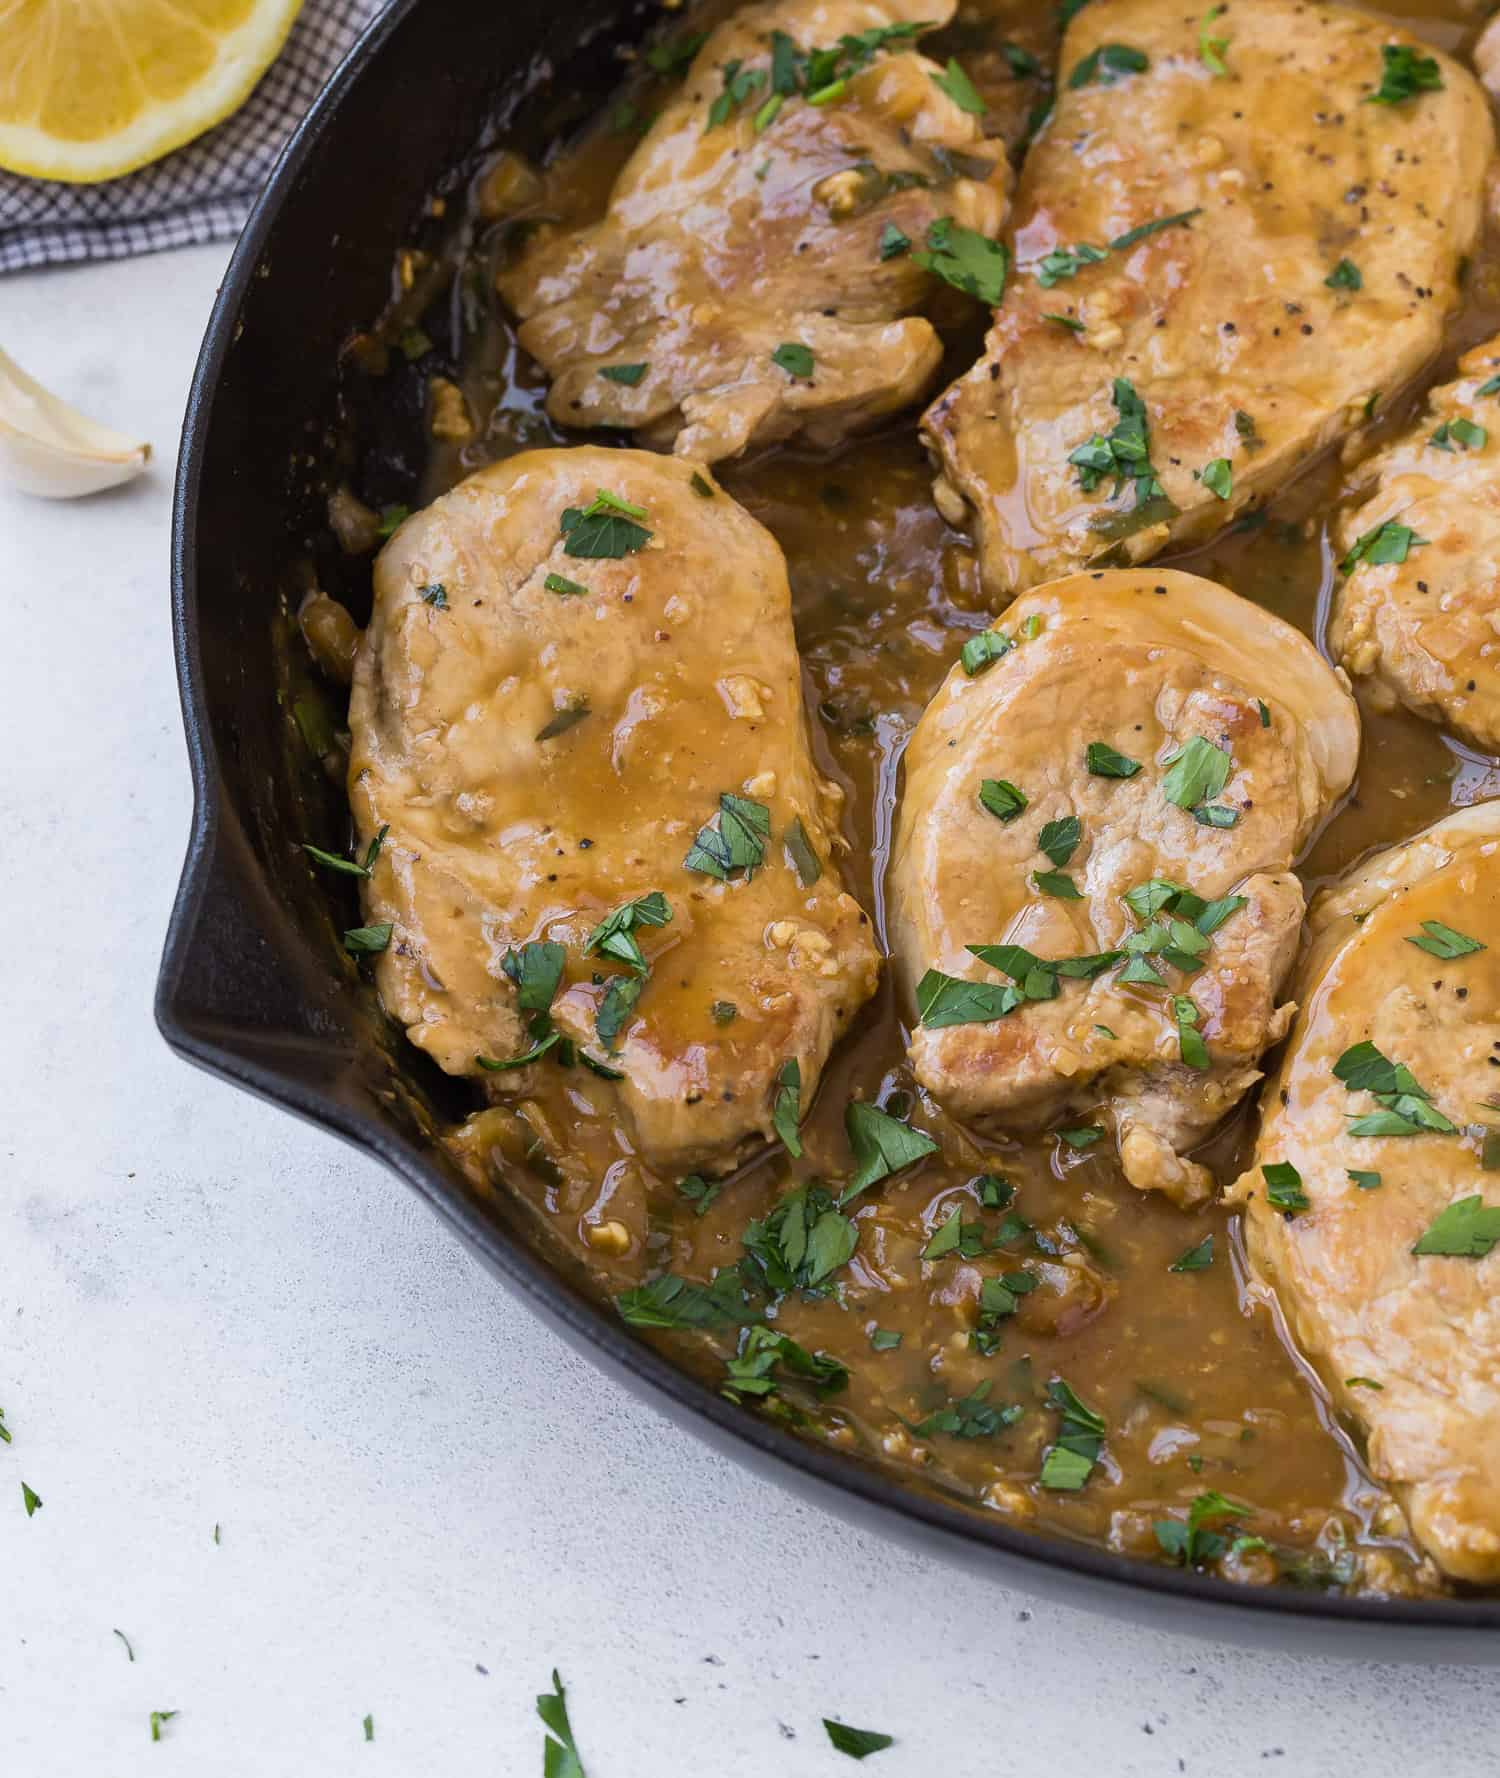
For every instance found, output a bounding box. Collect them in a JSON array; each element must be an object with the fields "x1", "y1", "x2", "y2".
[{"x1": 0, "y1": 346, "x2": 151, "y2": 499}]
